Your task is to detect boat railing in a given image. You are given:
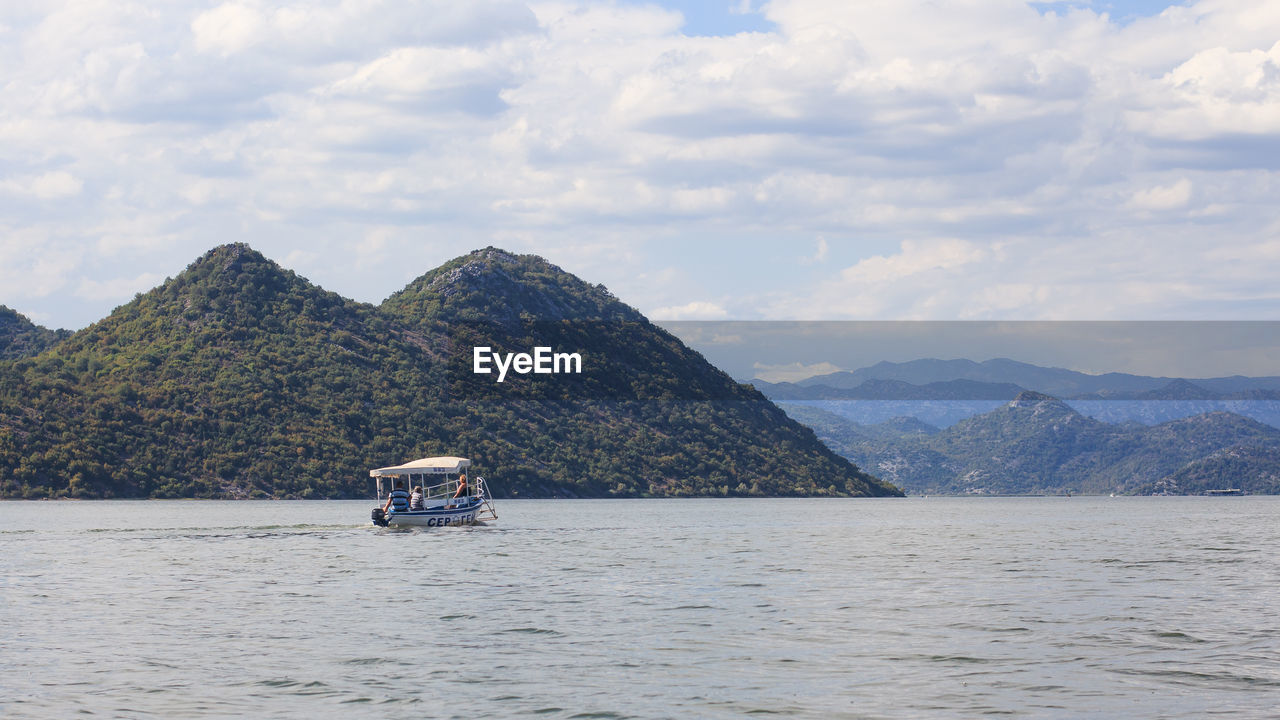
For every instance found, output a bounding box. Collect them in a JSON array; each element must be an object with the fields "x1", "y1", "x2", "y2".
[
  {"x1": 377, "y1": 473, "x2": 496, "y2": 520},
  {"x1": 416, "y1": 478, "x2": 468, "y2": 508},
  {"x1": 411, "y1": 477, "x2": 497, "y2": 518},
  {"x1": 474, "y1": 476, "x2": 498, "y2": 521}
]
